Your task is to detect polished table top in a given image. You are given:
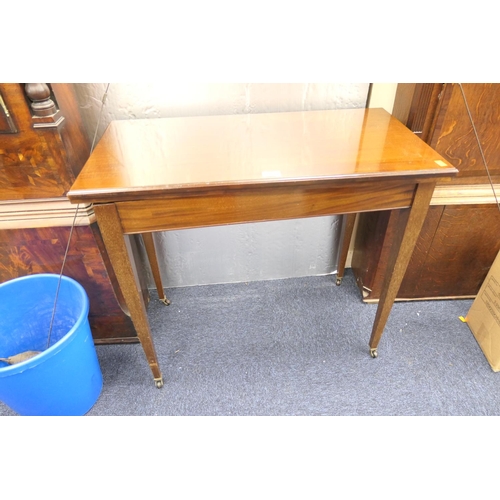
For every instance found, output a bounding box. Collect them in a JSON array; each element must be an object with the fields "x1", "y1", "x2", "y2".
[{"x1": 69, "y1": 108, "x2": 456, "y2": 204}]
